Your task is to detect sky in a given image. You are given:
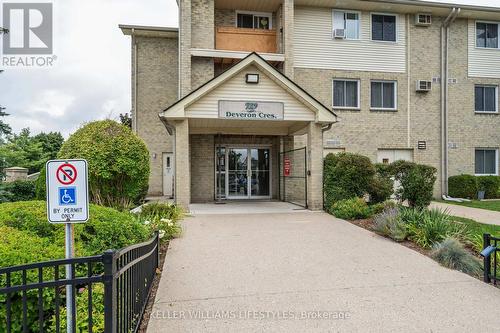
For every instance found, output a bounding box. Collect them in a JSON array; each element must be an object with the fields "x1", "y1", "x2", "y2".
[{"x1": 0, "y1": 0, "x2": 499, "y2": 137}]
